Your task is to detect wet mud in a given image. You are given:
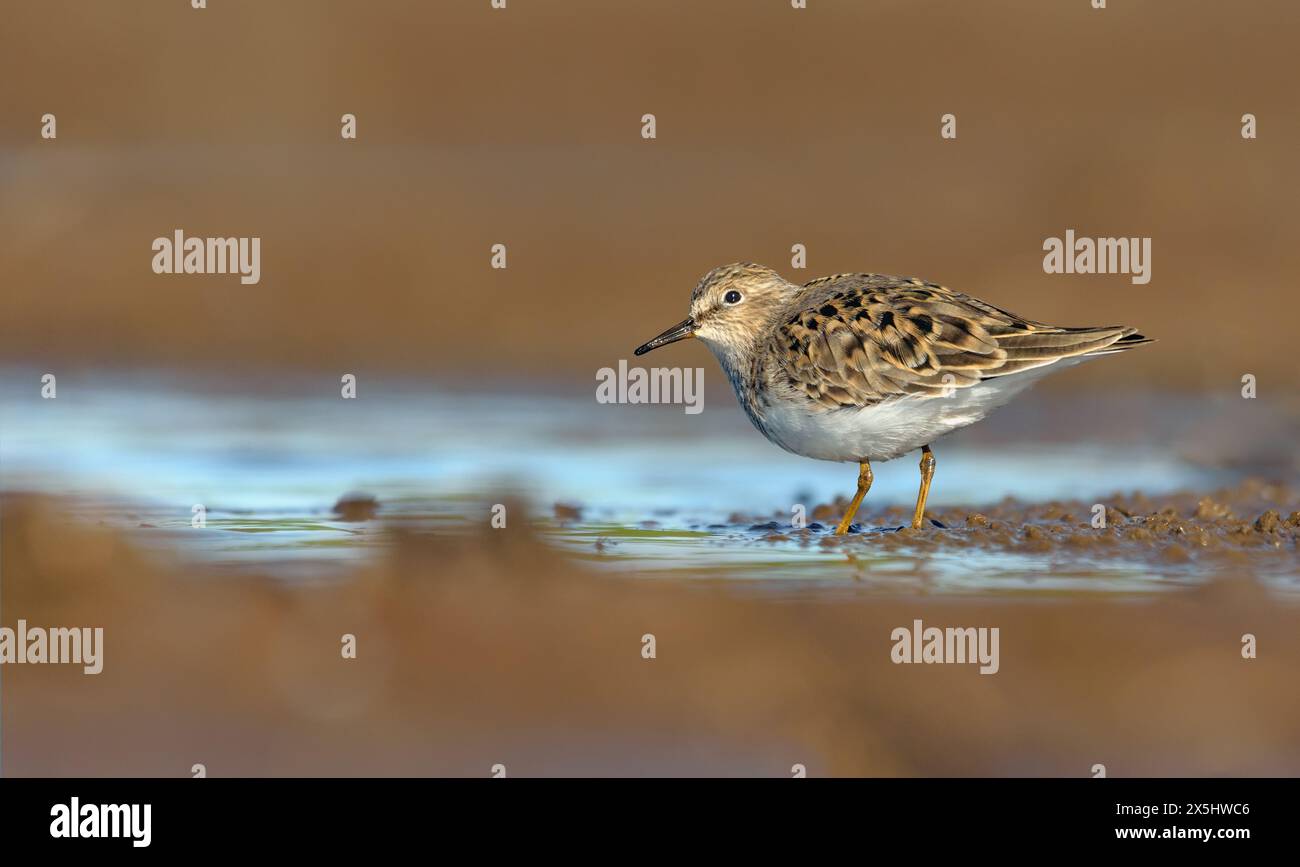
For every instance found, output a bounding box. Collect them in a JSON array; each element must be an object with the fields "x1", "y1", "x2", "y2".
[
  {"x1": 4, "y1": 492, "x2": 1300, "y2": 777},
  {"x1": 737, "y1": 479, "x2": 1300, "y2": 573}
]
